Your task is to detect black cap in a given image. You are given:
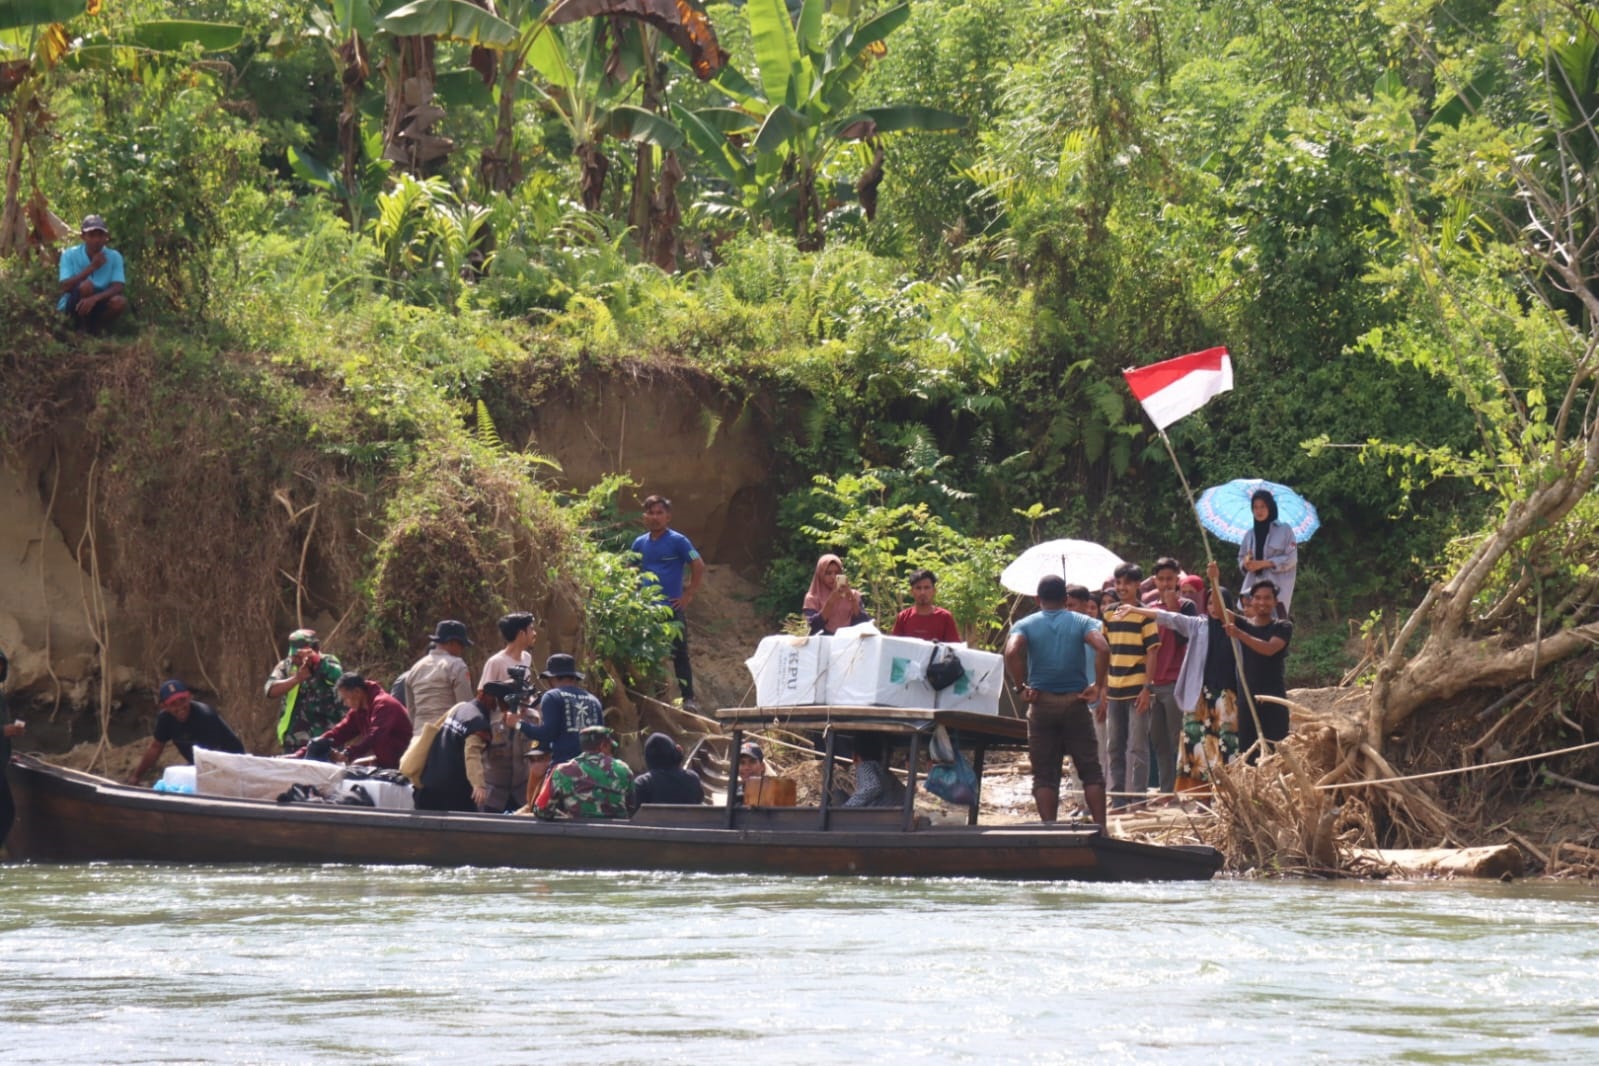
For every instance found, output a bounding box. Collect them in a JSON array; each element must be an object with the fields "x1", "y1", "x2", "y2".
[
  {"x1": 482, "y1": 680, "x2": 518, "y2": 702},
  {"x1": 740, "y1": 742, "x2": 764, "y2": 762}
]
